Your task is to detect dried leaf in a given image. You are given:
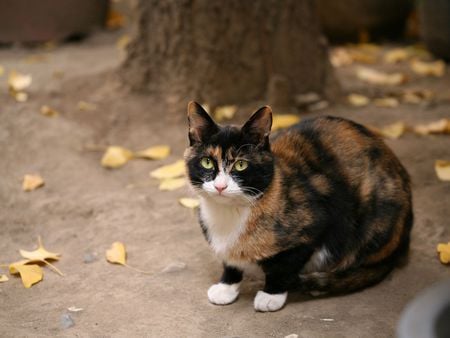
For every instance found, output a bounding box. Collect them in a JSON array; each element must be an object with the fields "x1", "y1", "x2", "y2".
[
  {"x1": 77, "y1": 101, "x2": 97, "y2": 111},
  {"x1": 159, "y1": 177, "x2": 186, "y2": 191},
  {"x1": 410, "y1": 59, "x2": 445, "y2": 77},
  {"x1": 370, "y1": 122, "x2": 406, "y2": 139},
  {"x1": 12, "y1": 91, "x2": 28, "y2": 103},
  {"x1": 384, "y1": 48, "x2": 409, "y2": 64},
  {"x1": 40, "y1": 105, "x2": 59, "y2": 117},
  {"x1": 437, "y1": 242, "x2": 450, "y2": 264},
  {"x1": 22, "y1": 174, "x2": 45, "y2": 191},
  {"x1": 67, "y1": 306, "x2": 83, "y2": 312},
  {"x1": 373, "y1": 97, "x2": 400, "y2": 108},
  {"x1": 401, "y1": 89, "x2": 434, "y2": 104},
  {"x1": 20, "y1": 237, "x2": 61, "y2": 262},
  {"x1": 179, "y1": 198, "x2": 200, "y2": 209},
  {"x1": 330, "y1": 48, "x2": 353, "y2": 67},
  {"x1": 271, "y1": 114, "x2": 301, "y2": 131},
  {"x1": 150, "y1": 160, "x2": 185, "y2": 179},
  {"x1": 9, "y1": 262, "x2": 43, "y2": 288},
  {"x1": 413, "y1": 119, "x2": 450, "y2": 135},
  {"x1": 356, "y1": 67, "x2": 407, "y2": 86},
  {"x1": 101, "y1": 146, "x2": 133, "y2": 169},
  {"x1": 8, "y1": 71, "x2": 32, "y2": 91},
  {"x1": 348, "y1": 94, "x2": 370, "y2": 107},
  {"x1": 106, "y1": 242, "x2": 126, "y2": 265},
  {"x1": 435, "y1": 161, "x2": 450, "y2": 181},
  {"x1": 135, "y1": 145, "x2": 170, "y2": 160},
  {"x1": 106, "y1": 9, "x2": 125, "y2": 29},
  {"x1": 0, "y1": 274, "x2": 8, "y2": 282},
  {"x1": 0, "y1": 65, "x2": 4, "y2": 76},
  {"x1": 214, "y1": 105, "x2": 237, "y2": 122}
]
